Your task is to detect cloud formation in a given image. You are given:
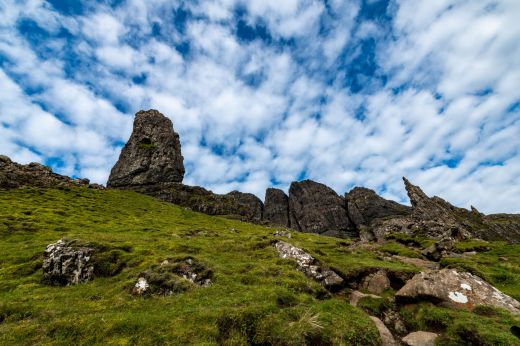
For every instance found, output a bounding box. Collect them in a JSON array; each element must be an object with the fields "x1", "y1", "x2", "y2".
[{"x1": 0, "y1": 0, "x2": 519, "y2": 213}]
